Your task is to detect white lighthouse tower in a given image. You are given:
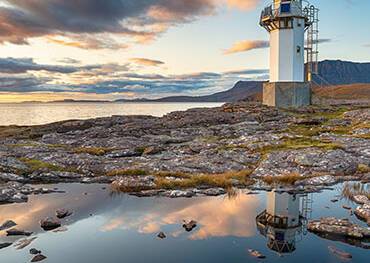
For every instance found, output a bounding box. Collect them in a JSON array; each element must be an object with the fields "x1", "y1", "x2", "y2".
[{"x1": 260, "y1": 0, "x2": 319, "y2": 107}]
